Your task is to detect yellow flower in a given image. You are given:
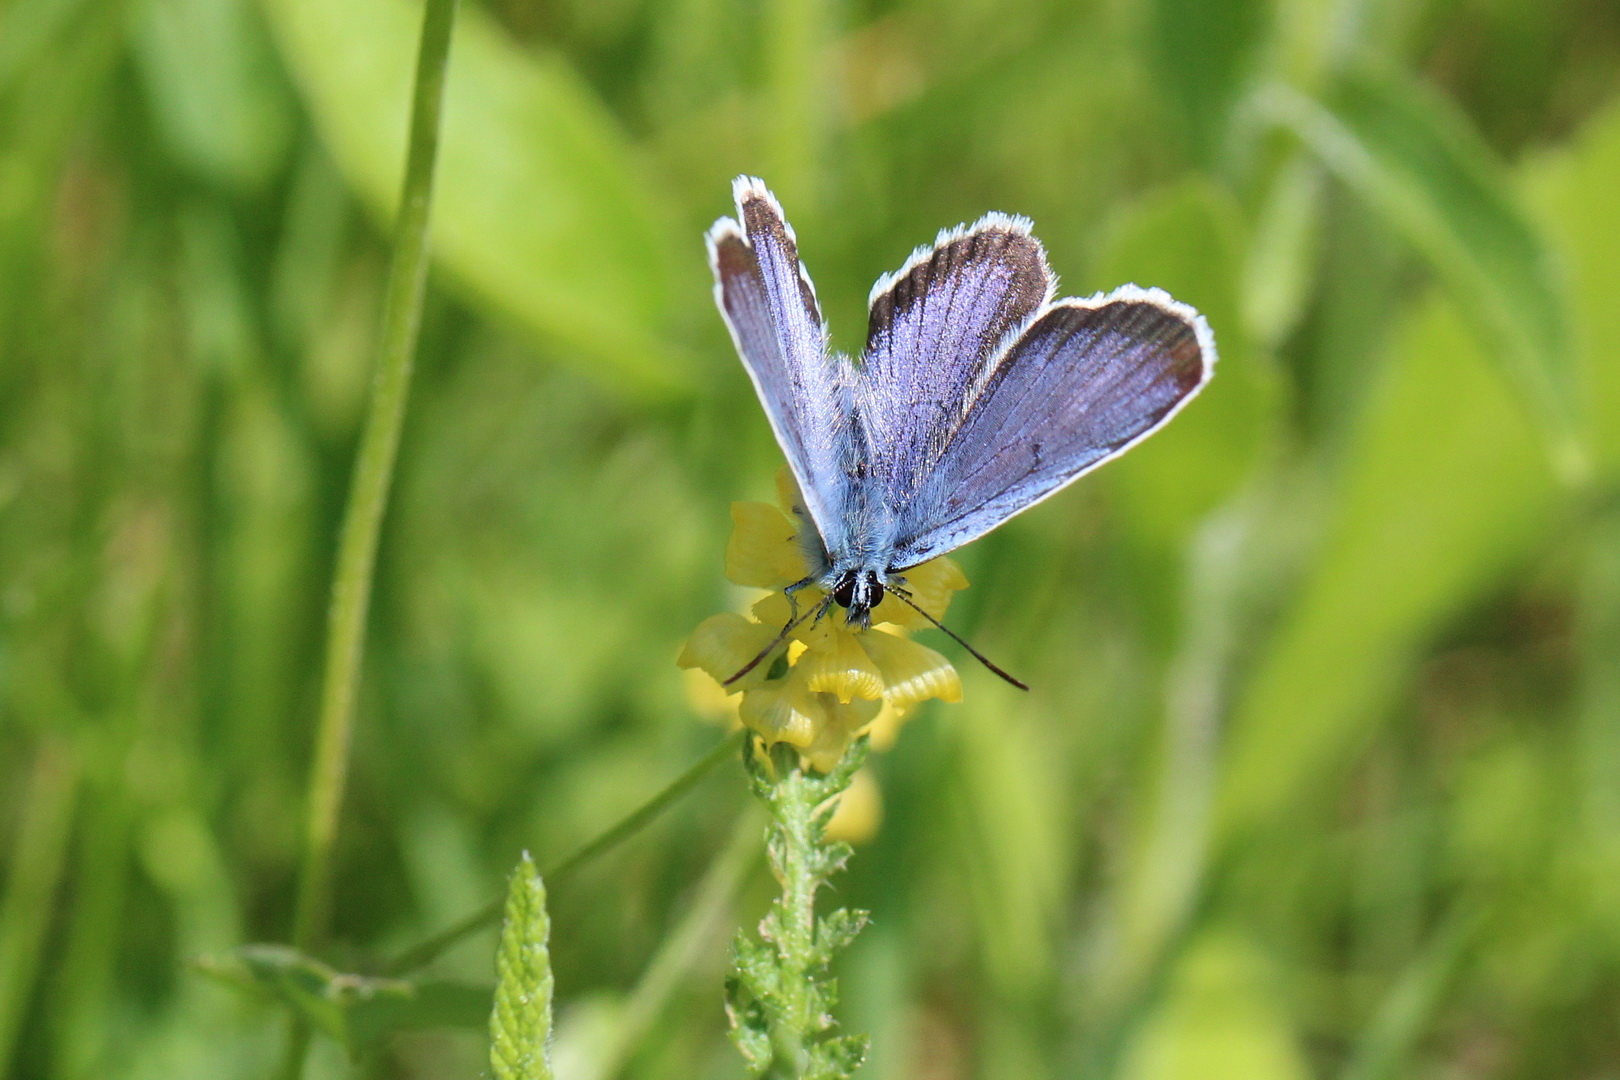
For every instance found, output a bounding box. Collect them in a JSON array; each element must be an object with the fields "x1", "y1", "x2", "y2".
[
  {"x1": 679, "y1": 468, "x2": 967, "y2": 770},
  {"x1": 824, "y1": 767, "x2": 883, "y2": 844}
]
